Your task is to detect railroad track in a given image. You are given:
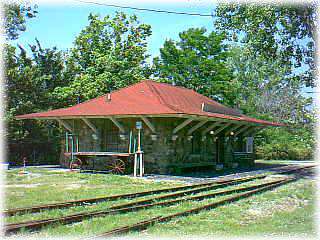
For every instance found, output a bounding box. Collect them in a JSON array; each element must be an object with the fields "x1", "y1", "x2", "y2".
[
  {"x1": 4, "y1": 175, "x2": 263, "y2": 234},
  {"x1": 4, "y1": 173, "x2": 265, "y2": 216},
  {"x1": 4, "y1": 164, "x2": 315, "y2": 236},
  {"x1": 90, "y1": 177, "x2": 295, "y2": 238},
  {"x1": 5, "y1": 164, "x2": 313, "y2": 217}
]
